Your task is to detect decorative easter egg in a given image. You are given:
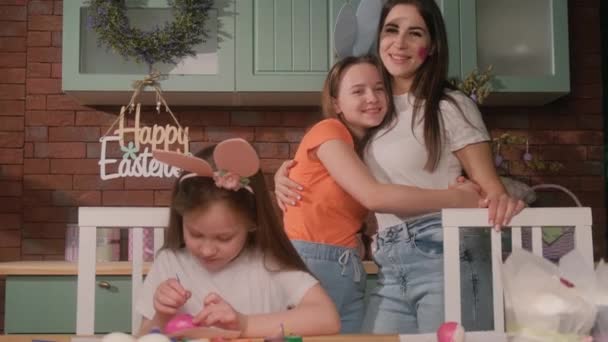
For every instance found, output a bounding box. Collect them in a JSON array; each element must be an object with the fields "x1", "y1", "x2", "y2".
[
  {"x1": 101, "y1": 332, "x2": 137, "y2": 342},
  {"x1": 137, "y1": 333, "x2": 171, "y2": 342},
  {"x1": 164, "y1": 313, "x2": 197, "y2": 334},
  {"x1": 437, "y1": 321, "x2": 465, "y2": 342},
  {"x1": 494, "y1": 154, "x2": 504, "y2": 167}
]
